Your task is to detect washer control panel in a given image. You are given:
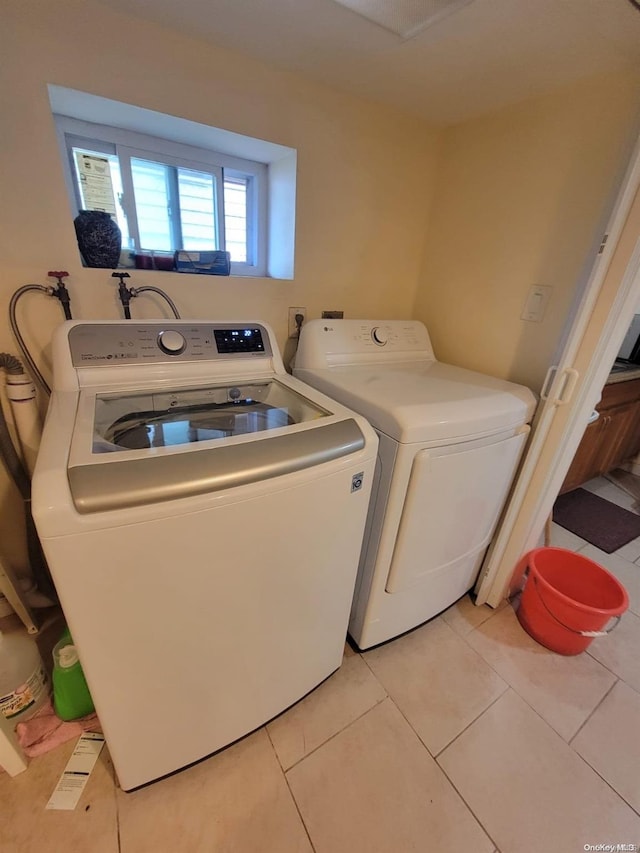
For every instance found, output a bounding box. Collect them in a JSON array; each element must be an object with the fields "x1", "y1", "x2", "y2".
[
  {"x1": 68, "y1": 323, "x2": 271, "y2": 367},
  {"x1": 157, "y1": 329, "x2": 187, "y2": 355}
]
